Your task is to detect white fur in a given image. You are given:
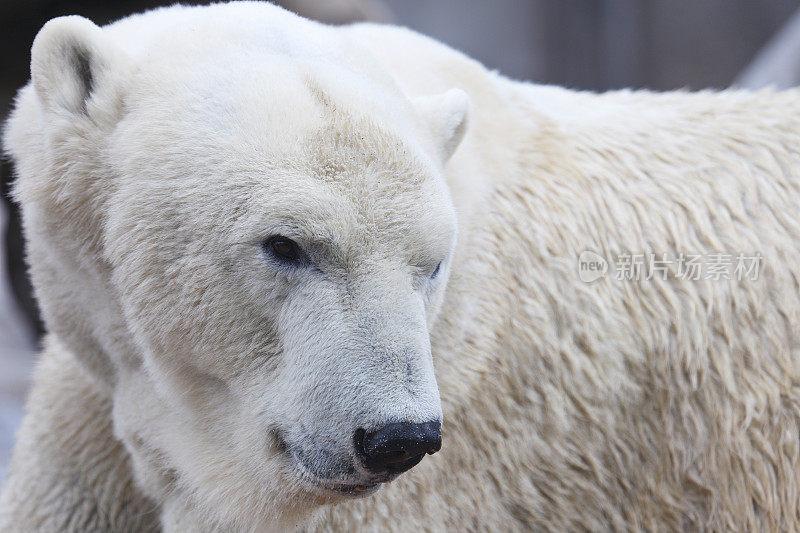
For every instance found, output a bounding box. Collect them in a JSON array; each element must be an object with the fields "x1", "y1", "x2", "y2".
[{"x1": 4, "y1": 2, "x2": 800, "y2": 531}]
